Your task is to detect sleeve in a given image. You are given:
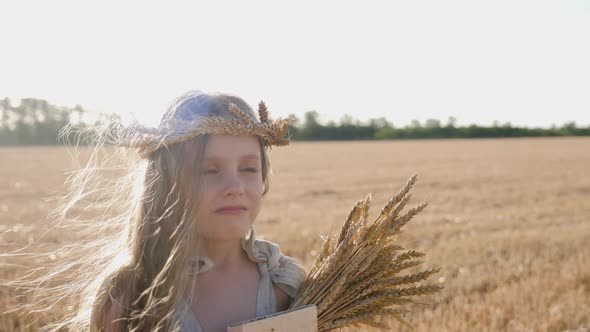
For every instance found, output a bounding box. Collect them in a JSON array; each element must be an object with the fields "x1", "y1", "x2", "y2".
[{"x1": 269, "y1": 254, "x2": 307, "y2": 298}]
